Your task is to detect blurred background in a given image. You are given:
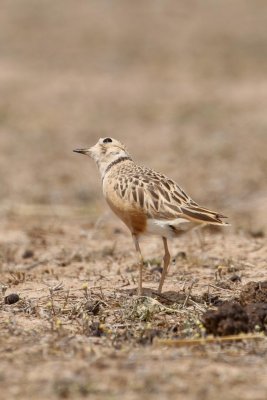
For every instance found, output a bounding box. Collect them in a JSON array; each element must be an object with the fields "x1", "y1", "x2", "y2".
[{"x1": 0, "y1": 0, "x2": 266, "y2": 232}]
